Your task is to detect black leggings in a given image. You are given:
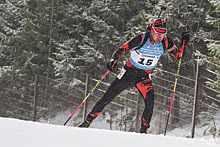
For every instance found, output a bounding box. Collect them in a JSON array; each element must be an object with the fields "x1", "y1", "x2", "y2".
[{"x1": 88, "y1": 66, "x2": 154, "y2": 127}]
